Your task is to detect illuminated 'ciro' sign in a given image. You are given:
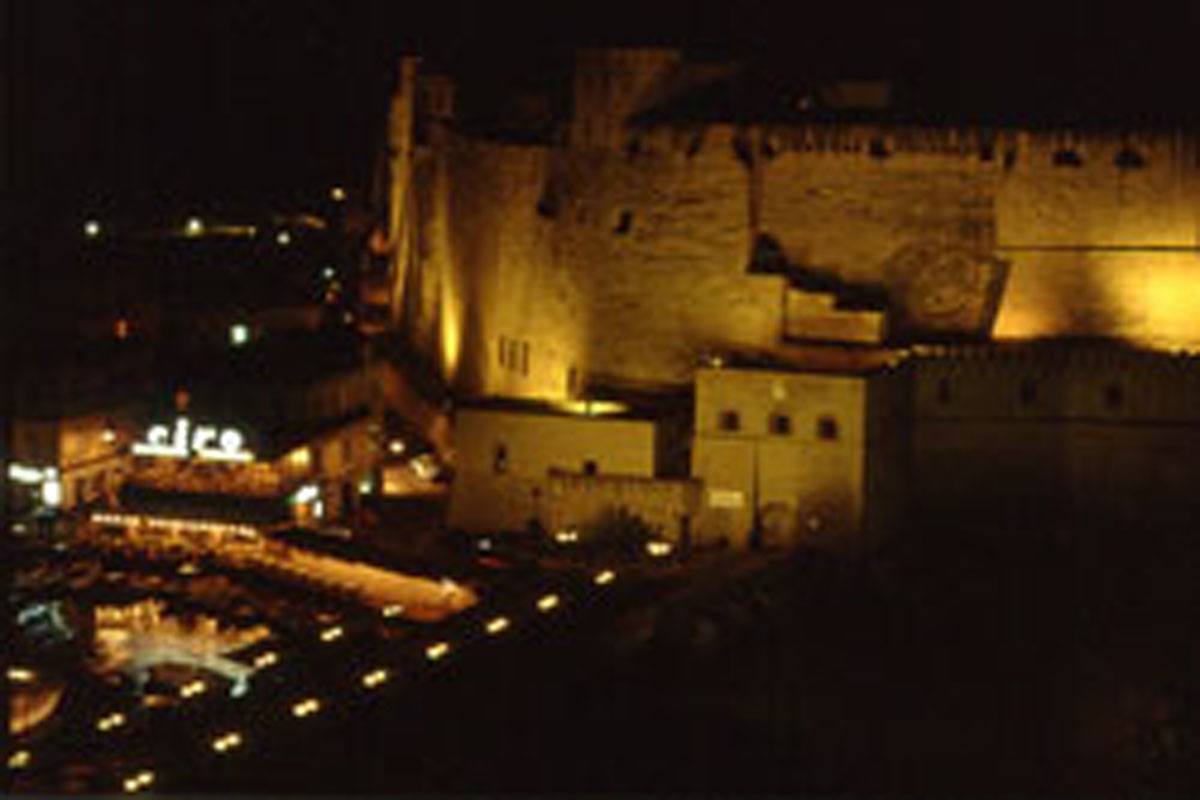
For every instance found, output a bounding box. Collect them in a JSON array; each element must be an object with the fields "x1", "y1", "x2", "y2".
[{"x1": 131, "y1": 417, "x2": 253, "y2": 463}]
